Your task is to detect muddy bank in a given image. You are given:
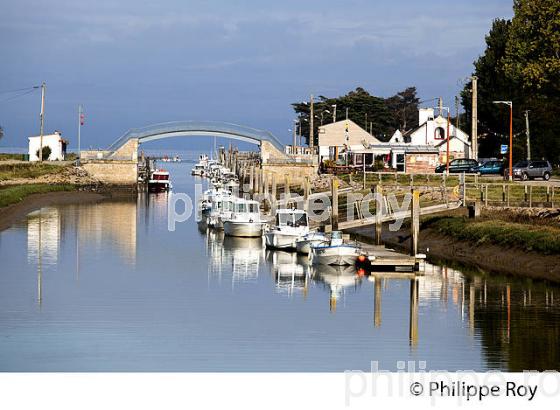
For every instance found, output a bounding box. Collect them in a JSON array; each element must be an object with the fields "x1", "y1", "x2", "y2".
[
  {"x1": 348, "y1": 224, "x2": 560, "y2": 283},
  {"x1": 0, "y1": 189, "x2": 135, "y2": 232}
]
